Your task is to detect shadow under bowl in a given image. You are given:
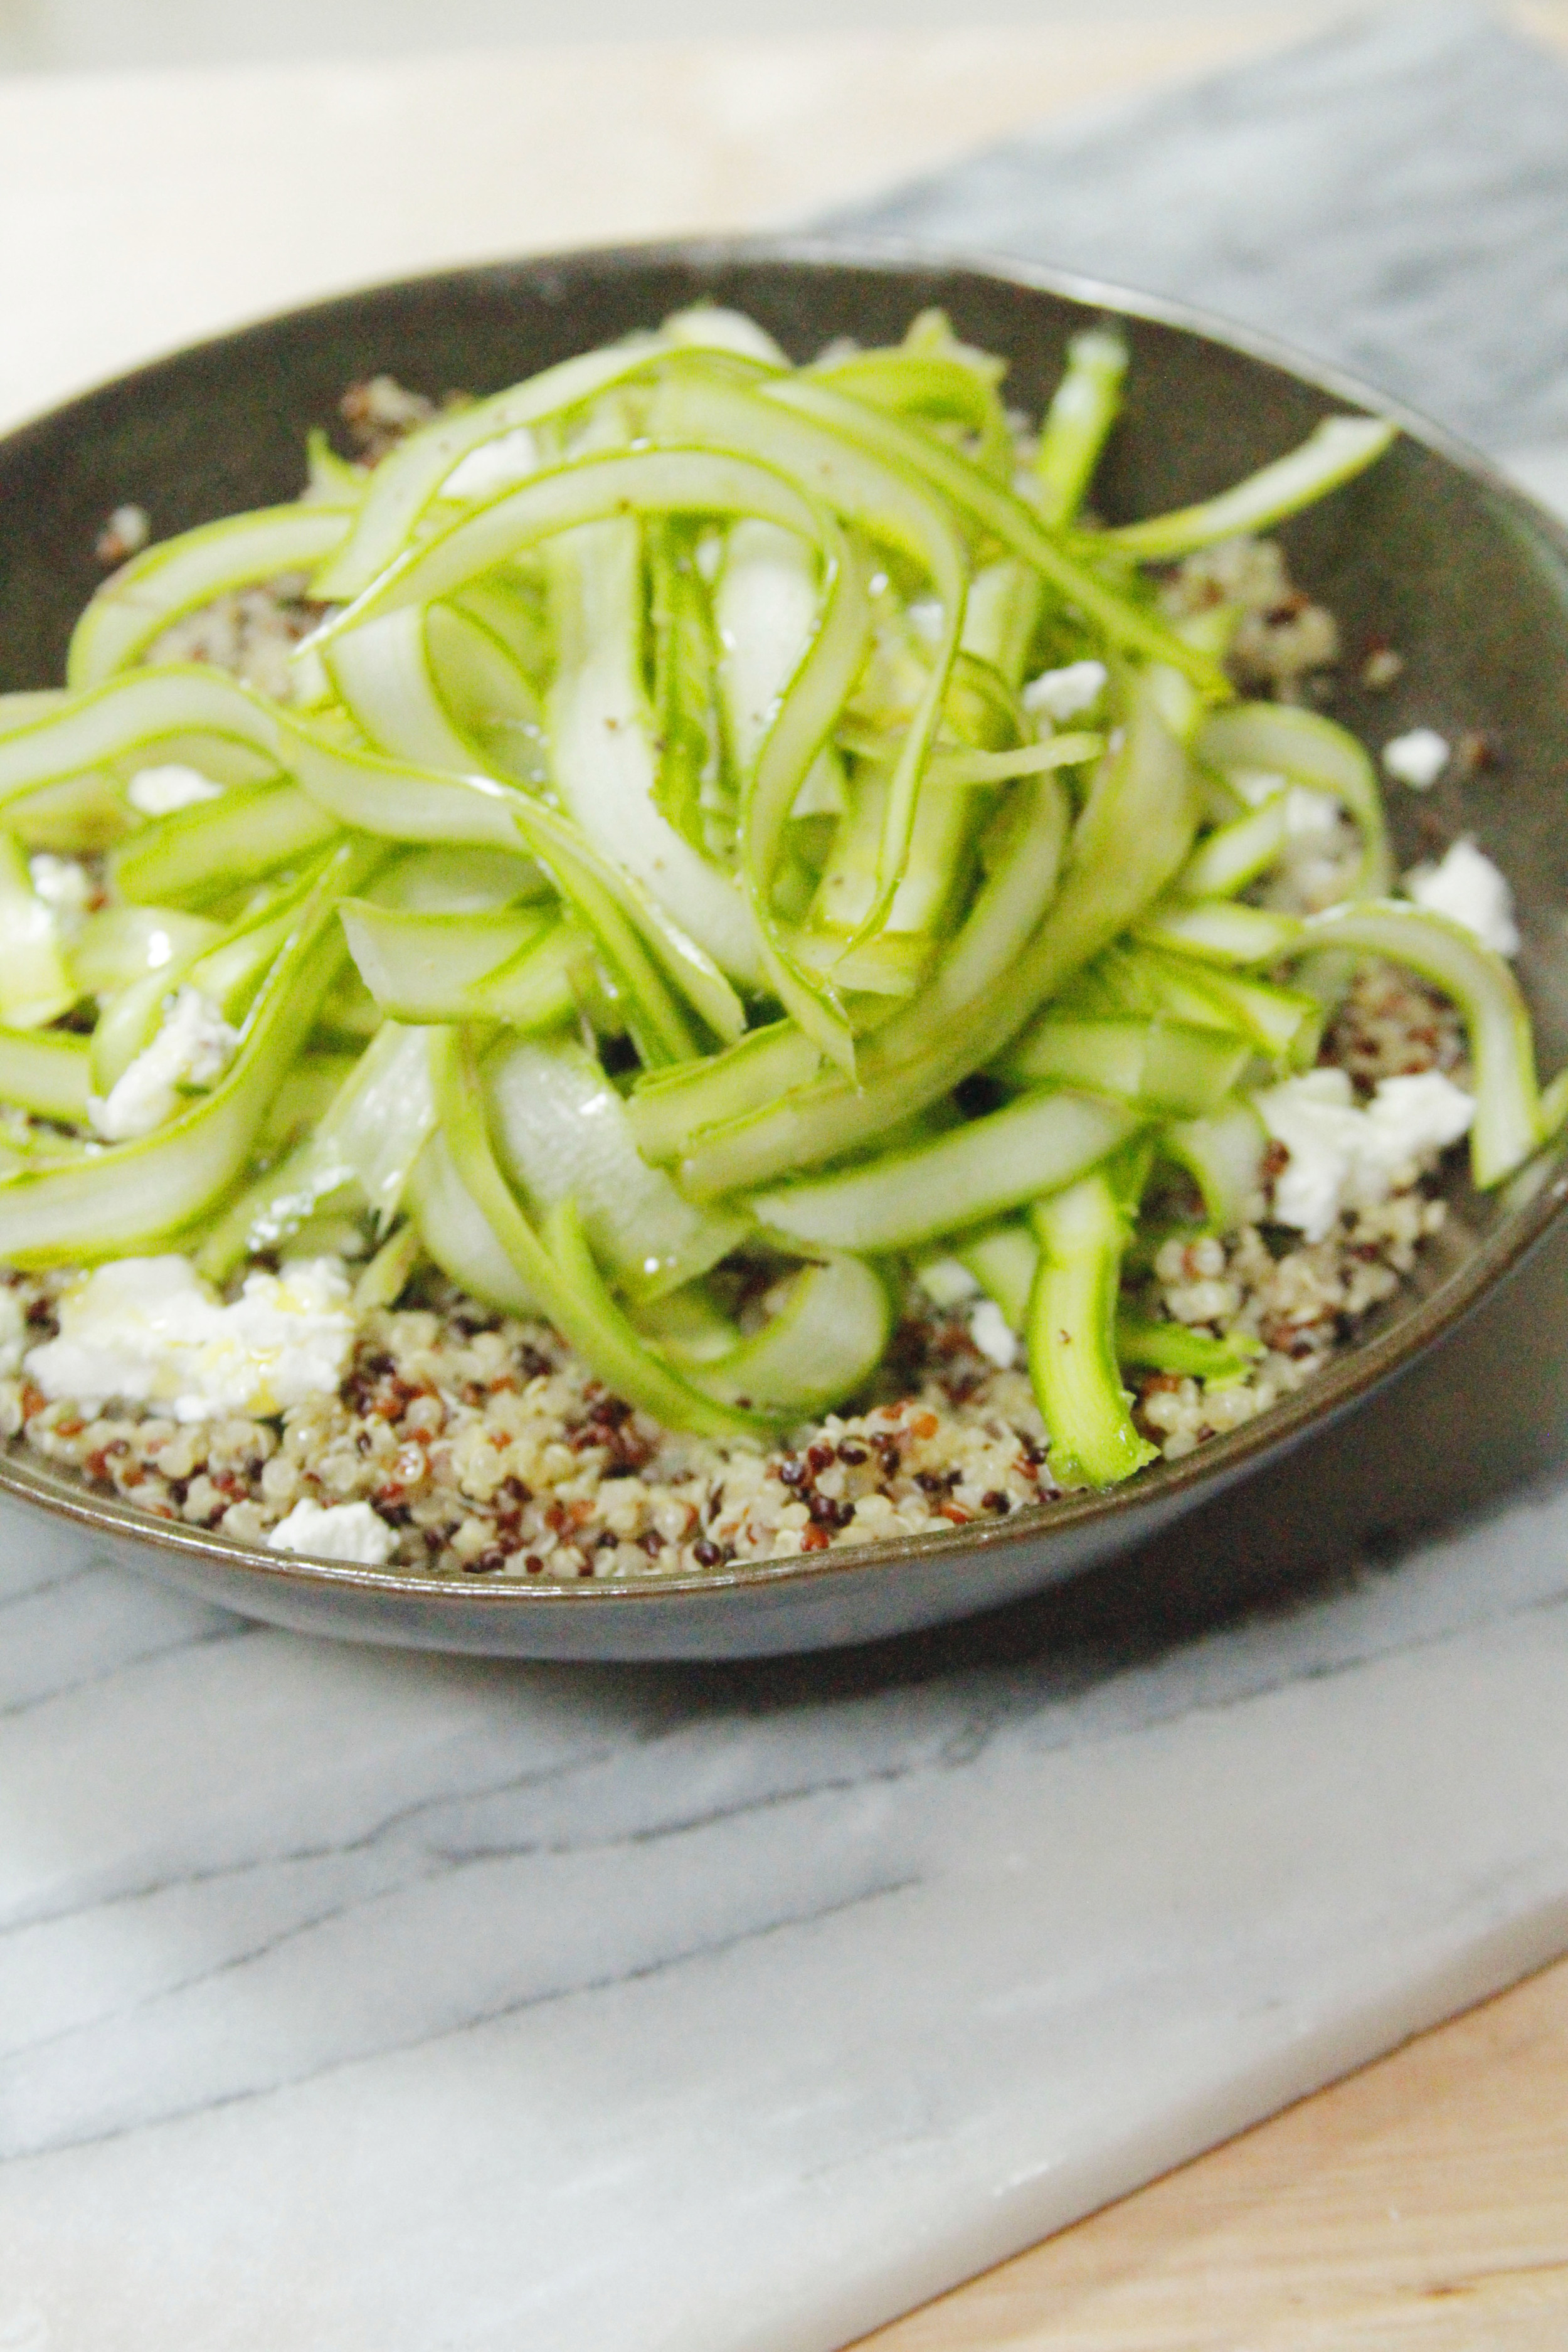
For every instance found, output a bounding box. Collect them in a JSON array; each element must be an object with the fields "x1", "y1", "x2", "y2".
[{"x1": 4, "y1": 235, "x2": 1567, "y2": 1659}]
